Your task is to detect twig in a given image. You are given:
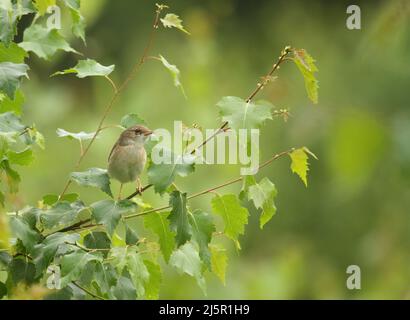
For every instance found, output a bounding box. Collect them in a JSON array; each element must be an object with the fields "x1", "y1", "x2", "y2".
[
  {"x1": 72, "y1": 281, "x2": 105, "y2": 300},
  {"x1": 59, "y1": 5, "x2": 165, "y2": 199}
]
